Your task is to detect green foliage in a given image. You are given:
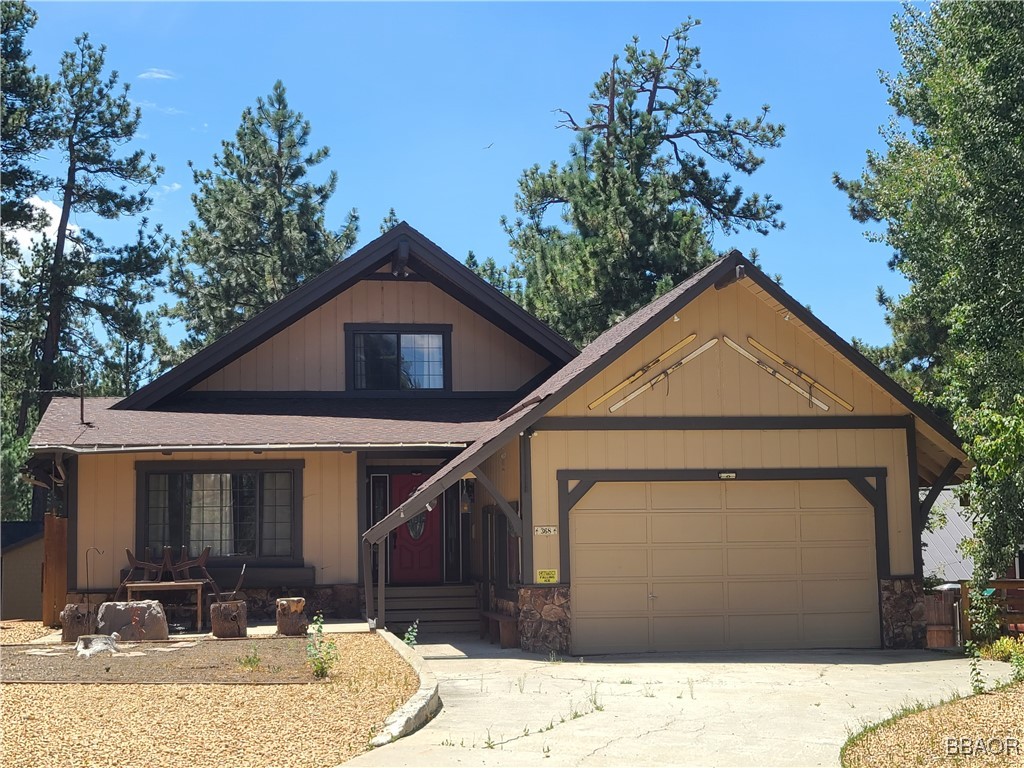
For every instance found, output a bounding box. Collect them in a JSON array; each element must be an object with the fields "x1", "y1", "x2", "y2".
[
  {"x1": 836, "y1": 3, "x2": 1024, "y2": 578},
  {"x1": 379, "y1": 207, "x2": 400, "y2": 234},
  {"x1": 306, "y1": 611, "x2": 338, "y2": 679},
  {"x1": 978, "y1": 635, "x2": 1024, "y2": 663},
  {"x1": 238, "y1": 643, "x2": 262, "y2": 671},
  {"x1": 505, "y1": 19, "x2": 784, "y2": 346},
  {"x1": 168, "y1": 80, "x2": 358, "y2": 358},
  {"x1": 965, "y1": 641, "x2": 986, "y2": 695},
  {"x1": 402, "y1": 619, "x2": 419, "y2": 647},
  {"x1": 464, "y1": 250, "x2": 523, "y2": 303},
  {"x1": 967, "y1": 594, "x2": 1002, "y2": 645}
]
